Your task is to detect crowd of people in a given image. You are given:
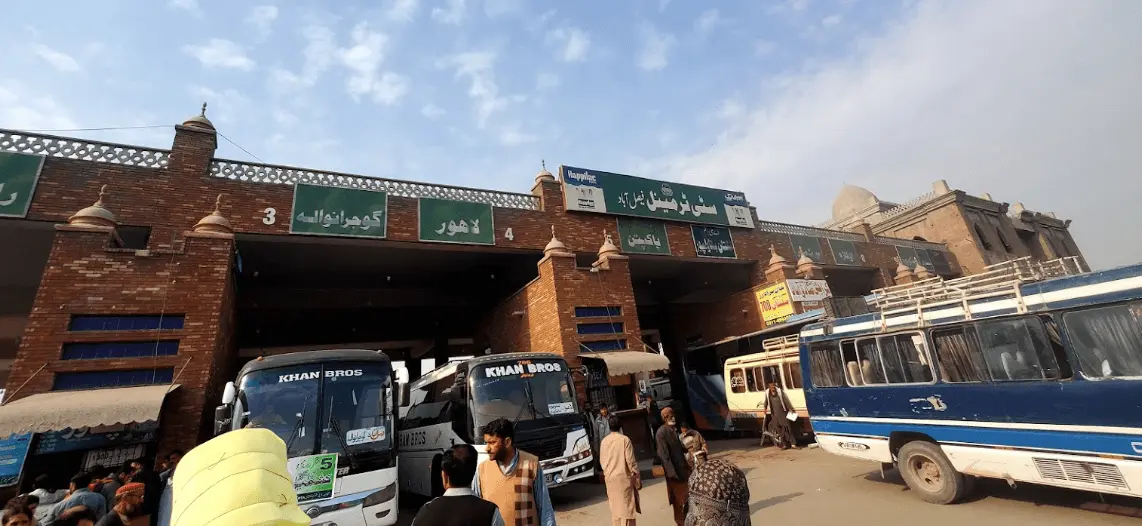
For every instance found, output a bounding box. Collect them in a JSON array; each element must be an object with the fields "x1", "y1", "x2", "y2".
[
  {"x1": 412, "y1": 405, "x2": 750, "y2": 526},
  {"x1": 1, "y1": 450, "x2": 182, "y2": 526}
]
